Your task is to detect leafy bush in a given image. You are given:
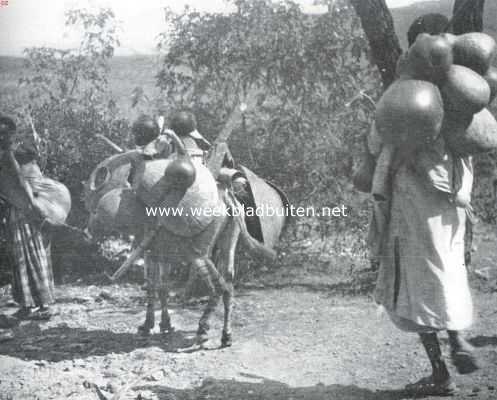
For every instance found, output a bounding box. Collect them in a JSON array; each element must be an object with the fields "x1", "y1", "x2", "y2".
[
  {"x1": 18, "y1": 8, "x2": 129, "y2": 225},
  {"x1": 154, "y1": 0, "x2": 382, "y2": 263}
]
